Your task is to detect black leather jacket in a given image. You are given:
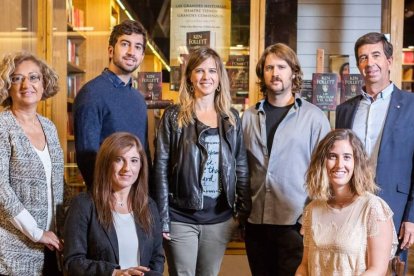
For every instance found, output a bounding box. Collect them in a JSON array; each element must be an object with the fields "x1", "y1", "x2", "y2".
[{"x1": 153, "y1": 105, "x2": 251, "y2": 232}]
